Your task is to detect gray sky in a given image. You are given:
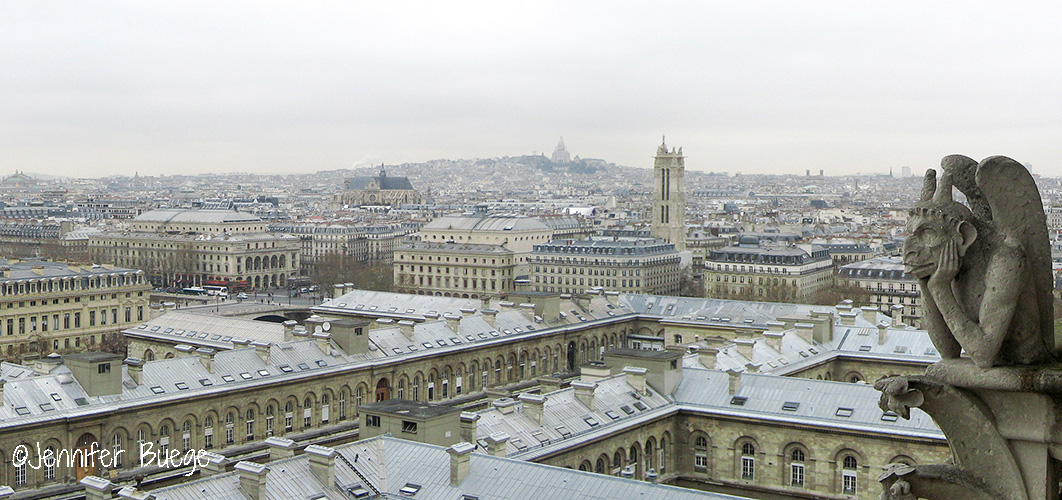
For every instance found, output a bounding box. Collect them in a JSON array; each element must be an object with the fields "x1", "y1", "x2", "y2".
[{"x1": 3, "y1": 2, "x2": 1062, "y2": 177}]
